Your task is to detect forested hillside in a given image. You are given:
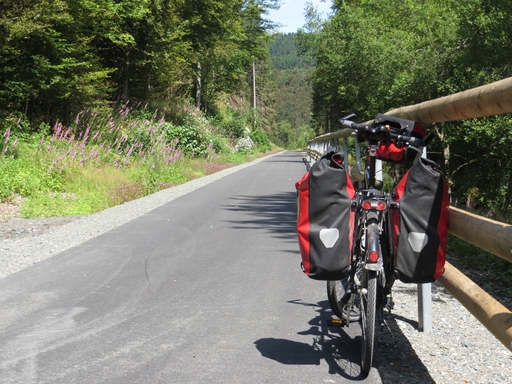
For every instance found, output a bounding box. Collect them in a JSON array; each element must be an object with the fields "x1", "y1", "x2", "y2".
[{"x1": 268, "y1": 33, "x2": 314, "y2": 149}]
